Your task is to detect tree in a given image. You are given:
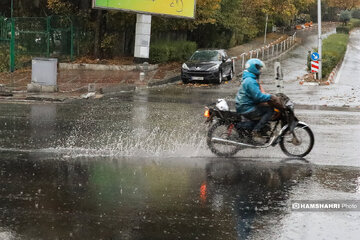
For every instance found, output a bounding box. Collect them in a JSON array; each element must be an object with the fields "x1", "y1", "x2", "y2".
[
  {"x1": 327, "y1": 0, "x2": 360, "y2": 10},
  {"x1": 293, "y1": 0, "x2": 316, "y2": 12},
  {"x1": 339, "y1": 10, "x2": 351, "y2": 25},
  {"x1": 352, "y1": 8, "x2": 360, "y2": 18},
  {"x1": 194, "y1": 0, "x2": 221, "y2": 26},
  {"x1": 47, "y1": 0, "x2": 75, "y2": 15}
]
